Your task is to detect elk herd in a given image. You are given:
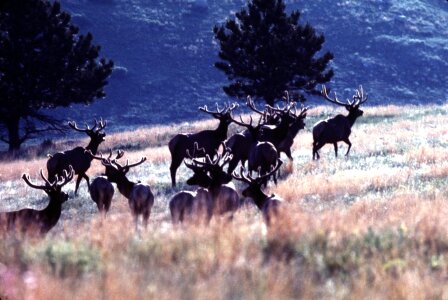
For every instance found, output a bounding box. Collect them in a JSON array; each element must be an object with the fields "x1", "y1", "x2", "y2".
[{"x1": 0, "y1": 85, "x2": 368, "y2": 235}]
